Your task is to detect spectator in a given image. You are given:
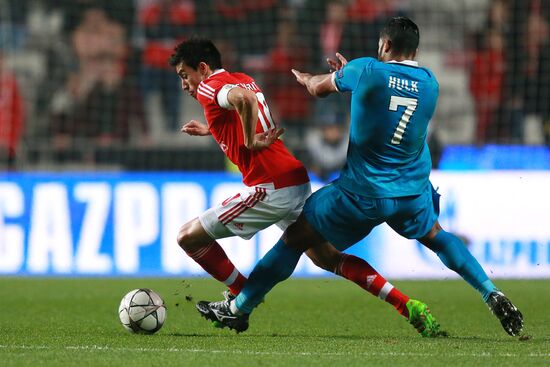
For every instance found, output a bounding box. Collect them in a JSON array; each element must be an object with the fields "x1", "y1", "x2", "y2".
[
  {"x1": 499, "y1": 0, "x2": 529, "y2": 144},
  {"x1": 48, "y1": 8, "x2": 147, "y2": 155},
  {"x1": 305, "y1": 95, "x2": 349, "y2": 181},
  {"x1": 468, "y1": 0, "x2": 528, "y2": 144},
  {"x1": 493, "y1": 0, "x2": 550, "y2": 144},
  {"x1": 263, "y1": 18, "x2": 312, "y2": 142},
  {"x1": 469, "y1": 28, "x2": 506, "y2": 143},
  {"x1": 0, "y1": 52, "x2": 25, "y2": 170},
  {"x1": 523, "y1": 1, "x2": 550, "y2": 144},
  {"x1": 298, "y1": 0, "x2": 363, "y2": 72},
  {"x1": 59, "y1": 0, "x2": 135, "y2": 34},
  {"x1": 0, "y1": 0, "x2": 27, "y2": 169},
  {"x1": 139, "y1": 0, "x2": 196, "y2": 131},
  {"x1": 209, "y1": 0, "x2": 278, "y2": 56},
  {"x1": 347, "y1": 0, "x2": 403, "y2": 58}
]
